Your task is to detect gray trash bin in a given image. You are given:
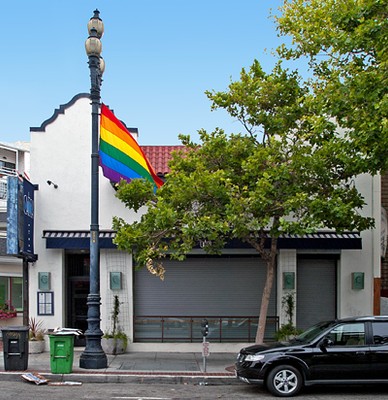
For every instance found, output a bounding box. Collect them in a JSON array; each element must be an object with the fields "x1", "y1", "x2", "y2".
[{"x1": 1, "y1": 326, "x2": 29, "y2": 371}]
